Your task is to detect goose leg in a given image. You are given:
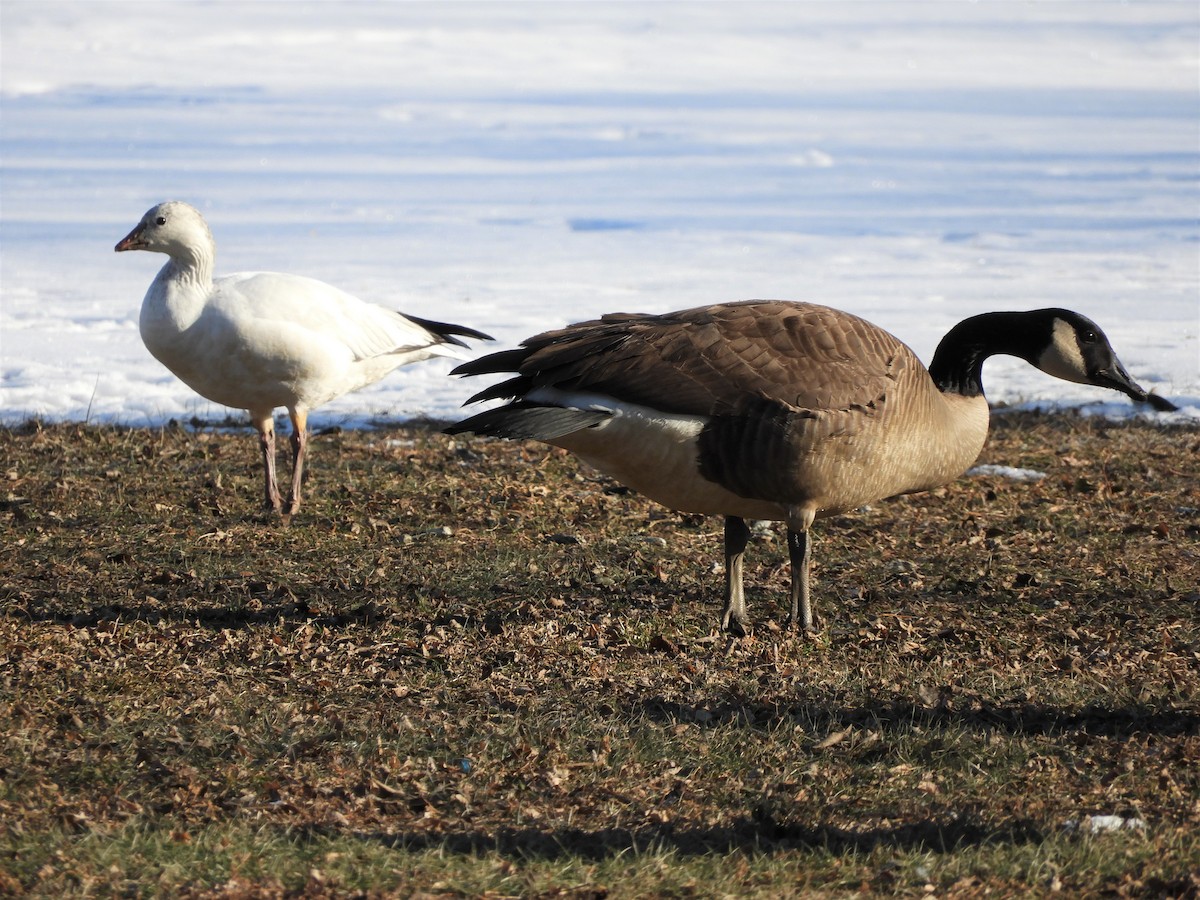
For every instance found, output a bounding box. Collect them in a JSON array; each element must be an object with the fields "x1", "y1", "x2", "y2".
[
  {"x1": 252, "y1": 412, "x2": 282, "y2": 513},
  {"x1": 786, "y1": 528, "x2": 814, "y2": 632},
  {"x1": 721, "y1": 515, "x2": 751, "y2": 636},
  {"x1": 284, "y1": 408, "x2": 308, "y2": 517}
]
